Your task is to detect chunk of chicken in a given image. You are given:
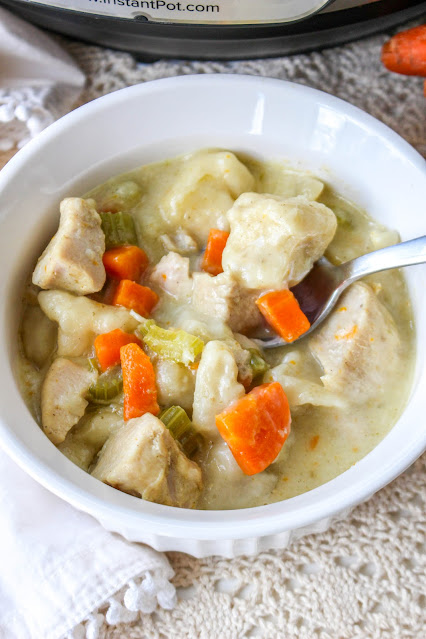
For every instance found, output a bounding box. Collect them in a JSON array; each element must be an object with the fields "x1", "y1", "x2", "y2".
[
  {"x1": 32, "y1": 198, "x2": 106, "y2": 294},
  {"x1": 225, "y1": 339, "x2": 253, "y2": 387},
  {"x1": 38, "y1": 290, "x2": 139, "y2": 357},
  {"x1": 148, "y1": 252, "x2": 193, "y2": 300},
  {"x1": 192, "y1": 340, "x2": 245, "y2": 438},
  {"x1": 222, "y1": 193, "x2": 337, "y2": 289},
  {"x1": 153, "y1": 357, "x2": 196, "y2": 413},
  {"x1": 192, "y1": 272, "x2": 262, "y2": 333},
  {"x1": 91, "y1": 413, "x2": 202, "y2": 507},
  {"x1": 198, "y1": 441, "x2": 278, "y2": 510},
  {"x1": 160, "y1": 150, "x2": 255, "y2": 243},
  {"x1": 309, "y1": 282, "x2": 401, "y2": 403},
  {"x1": 58, "y1": 408, "x2": 123, "y2": 471},
  {"x1": 41, "y1": 358, "x2": 97, "y2": 445}
]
